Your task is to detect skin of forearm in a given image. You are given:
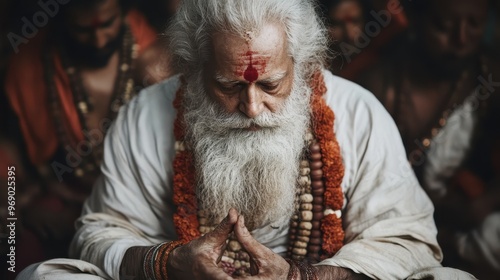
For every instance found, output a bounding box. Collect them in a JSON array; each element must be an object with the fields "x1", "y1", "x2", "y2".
[
  {"x1": 315, "y1": 265, "x2": 372, "y2": 280},
  {"x1": 120, "y1": 246, "x2": 151, "y2": 280}
]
